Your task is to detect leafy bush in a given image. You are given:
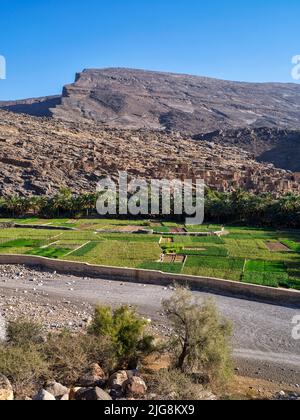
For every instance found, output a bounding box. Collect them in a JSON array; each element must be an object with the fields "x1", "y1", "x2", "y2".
[
  {"x1": 163, "y1": 288, "x2": 233, "y2": 388},
  {"x1": 89, "y1": 305, "x2": 155, "y2": 369}
]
